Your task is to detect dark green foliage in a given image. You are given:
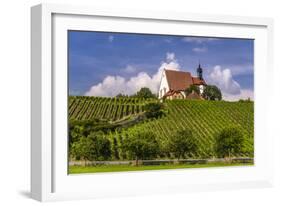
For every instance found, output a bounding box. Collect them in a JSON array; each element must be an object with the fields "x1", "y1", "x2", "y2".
[
  {"x1": 167, "y1": 129, "x2": 199, "y2": 159},
  {"x1": 69, "y1": 125, "x2": 84, "y2": 144},
  {"x1": 202, "y1": 85, "x2": 222, "y2": 100},
  {"x1": 69, "y1": 98, "x2": 254, "y2": 161},
  {"x1": 116, "y1": 93, "x2": 128, "y2": 98},
  {"x1": 238, "y1": 98, "x2": 252, "y2": 103},
  {"x1": 144, "y1": 102, "x2": 164, "y2": 118},
  {"x1": 69, "y1": 119, "x2": 120, "y2": 137},
  {"x1": 215, "y1": 126, "x2": 246, "y2": 158},
  {"x1": 185, "y1": 85, "x2": 200, "y2": 96},
  {"x1": 112, "y1": 137, "x2": 119, "y2": 160},
  {"x1": 123, "y1": 128, "x2": 159, "y2": 165},
  {"x1": 133, "y1": 87, "x2": 156, "y2": 99},
  {"x1": 70, "y1": 131, "x2": 111, "y2": 162},
  {"x1": 70, "y1": 137, "x2": 93, "y2": 162},
  {"x1": 88, "y1": 131, "x2": 111, "y2": 161}
]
